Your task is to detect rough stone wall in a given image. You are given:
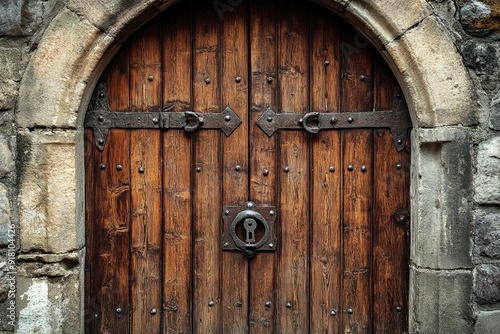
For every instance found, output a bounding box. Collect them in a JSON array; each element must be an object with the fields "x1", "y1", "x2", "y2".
[{"x1": 0, "y1": 0, "x2": 499, "y2": 333}]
